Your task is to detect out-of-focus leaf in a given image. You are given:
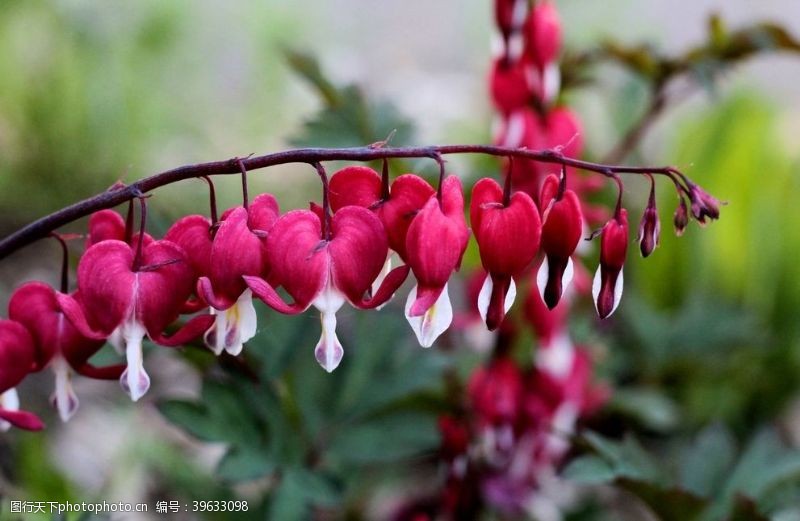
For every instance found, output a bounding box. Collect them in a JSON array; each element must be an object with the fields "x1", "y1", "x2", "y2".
[
  {"x1": 216, "y1": 446, "x2": 275, "y2": 483},
  {"x1": 679, "y1": 423, "x2": 737, "y2": 498},
  {"x1": 327, "y1": 412, "x2": 439, "y2": 465},
  {"x1": 286, "y1": 51, "x2": 414, "y2": 147},
  {"x1": 608, "y1": 387, "x2": 681, "y2": 432},
  {"x1": 562, "y1": 455, "x2": 616, "y2": 484},
  {"x1": 268, "y1": 467, "x2": 341, "y2": 519}
]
